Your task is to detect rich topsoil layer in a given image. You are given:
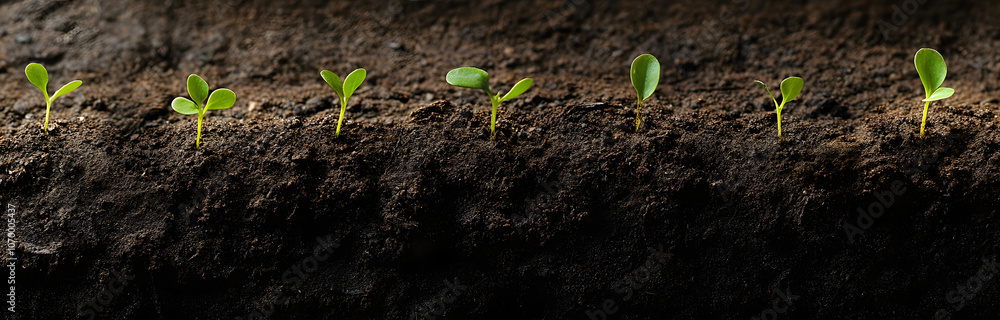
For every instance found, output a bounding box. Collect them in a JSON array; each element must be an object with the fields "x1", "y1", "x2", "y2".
[{"x1": 2, "y1": 0, "x2": 1000, "y2": 319}]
